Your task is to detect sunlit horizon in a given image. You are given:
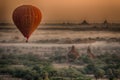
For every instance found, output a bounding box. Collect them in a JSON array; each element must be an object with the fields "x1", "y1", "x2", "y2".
[{"x1": 0, "y1": 0, "x2": 120, "y2": 23}]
